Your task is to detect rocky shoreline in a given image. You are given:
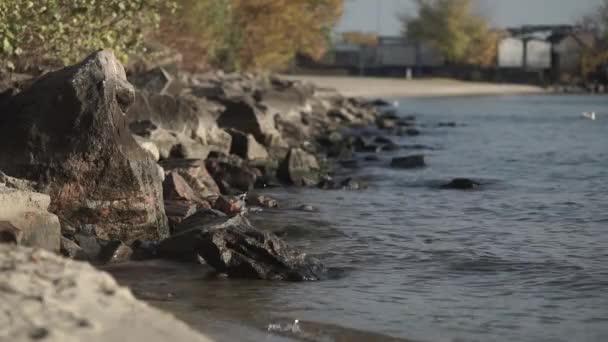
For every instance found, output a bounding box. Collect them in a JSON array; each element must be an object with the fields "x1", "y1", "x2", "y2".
[{"x1": 0, "y1": 50, "x2": 438, "y2": 338}]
